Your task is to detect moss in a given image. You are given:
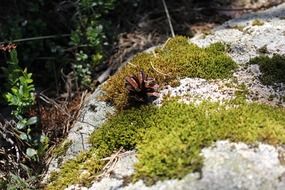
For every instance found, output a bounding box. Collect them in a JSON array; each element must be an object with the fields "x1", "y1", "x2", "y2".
[
  {"x1": 102, "y1": 36, "x2": 237, "y2": 109},
  {"x1": 52, "y1": 139, "x2": 72, "y2": 158},
  {"x1": 46, "y1": 150, "x2": 106, "y2": 190},
  {"x1": 231, "y1": 25, "x2": 245, "y2": 32},
  {"x1": 89, "y1": 100, "x2": 285, "y2": 185},
  {"x1": 47, "y1": 99, "x2": 285, "y2": 187},
  {"x1": 258, "y1": 45, "x2": 269, "y2": 54},
  {"x1": 252, "y1": 19, "x2": 264, "y2": 26},
  {"x1": 248, "y1": 54, "x2": 285, "y2": 85}
]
